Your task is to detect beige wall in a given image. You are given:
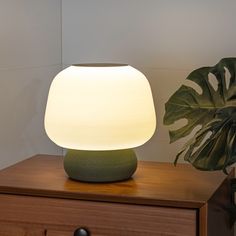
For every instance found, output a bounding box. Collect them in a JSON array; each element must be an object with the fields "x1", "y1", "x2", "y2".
[
  {"x1": 0, "y1": 0, "x2": 62, "y2": 169},
  {"x1": 1, "y1": 0, "x2": 235, "y2": 168},
  {"x1": 62, "y1": 0, "x2": 236, "y2": 162}
]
